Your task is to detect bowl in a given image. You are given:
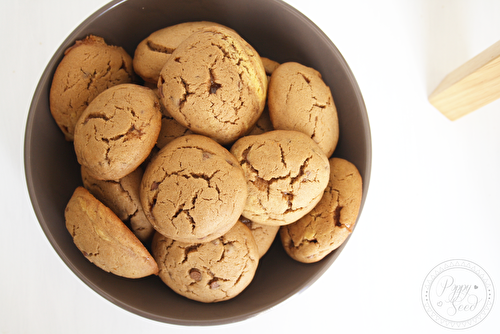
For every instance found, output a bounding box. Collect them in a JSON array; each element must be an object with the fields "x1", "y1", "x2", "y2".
[{"x1": 24, "y1": 0, "x2": 371, "y2": 326}]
